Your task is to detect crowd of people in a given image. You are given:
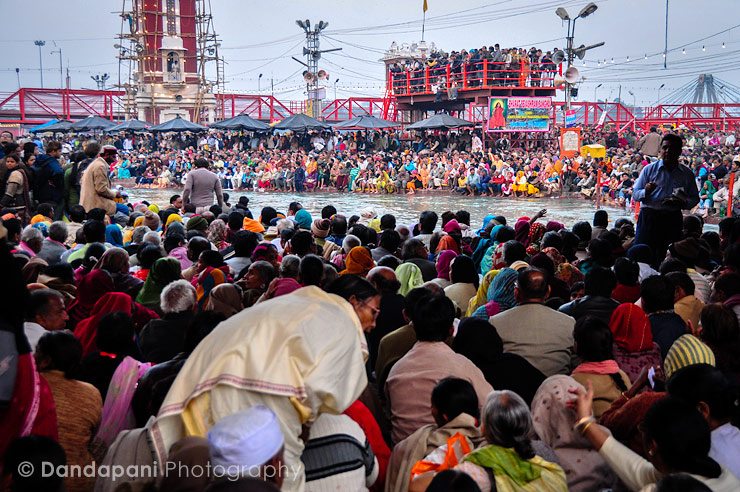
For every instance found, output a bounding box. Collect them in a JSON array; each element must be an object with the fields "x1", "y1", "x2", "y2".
[
  {"x1": 388, "y1": 44, "x2": 560, "y2": 94},
  {"x1": 1, "y1": 127, "x2": 740, "y2": 491},
  {"x1": 3, "y1": 124, "x2": 738, "y2": 218}
]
